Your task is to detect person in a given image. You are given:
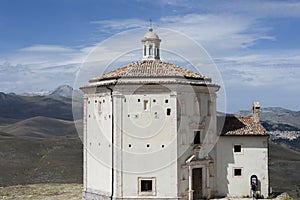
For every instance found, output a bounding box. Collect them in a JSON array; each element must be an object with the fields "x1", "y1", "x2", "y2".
[{"x1": 251, "y1": 182, "x2": 257, "y2": 199}]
